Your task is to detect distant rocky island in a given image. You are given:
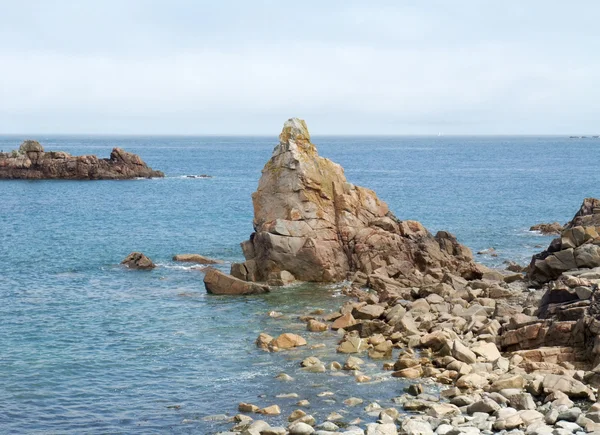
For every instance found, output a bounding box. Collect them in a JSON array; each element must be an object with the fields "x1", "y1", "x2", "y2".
[{"x1": 0, "y1": 140, "x2": 164, "y2": 179}]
